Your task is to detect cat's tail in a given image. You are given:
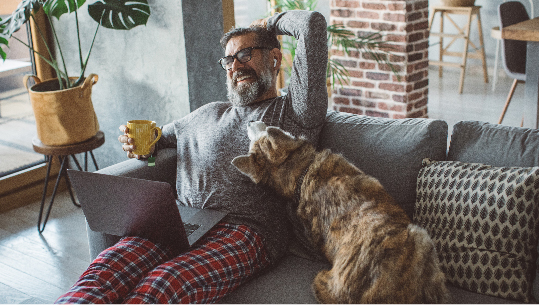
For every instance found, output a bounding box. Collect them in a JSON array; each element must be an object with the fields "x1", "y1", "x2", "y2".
[{"x1": 406, "y1": 223, "x2": 450, "y2": 303}]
